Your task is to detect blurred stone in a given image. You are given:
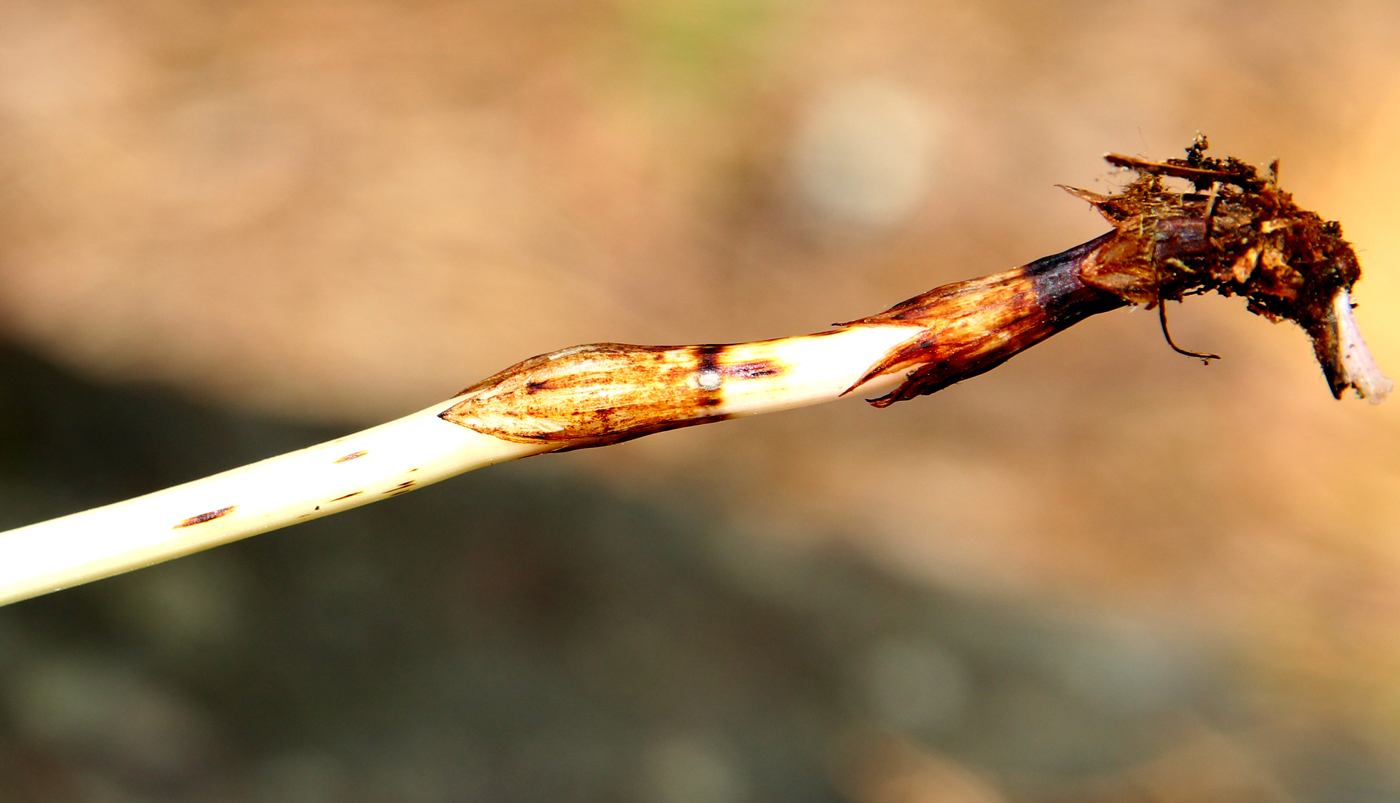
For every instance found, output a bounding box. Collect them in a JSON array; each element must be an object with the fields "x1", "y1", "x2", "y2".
[
  {"x1": 107, "y1": 555, "x2": 249, "y2": 659},
  {"x1": 642, "y1": 734, "x2": 748, "y2": 803},
  {"x1": 861, "y1": 637, "x2": 970, "y2": 733},
  {"x1": 1035, "y1": 617, "x2": 1199, "y2": 717},
  {"x1": 789, "y1": 79, "x2": 941, "y2": 230},
  {"x1": 3, "y1": 654, "x2": 212, "y2": 778},
  {"x1": 252, "y1": 752, "x2": 346, "y2": 803},
  {"x1": 838, "y1": 732, "x2": 1007, "y2": 803}
]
